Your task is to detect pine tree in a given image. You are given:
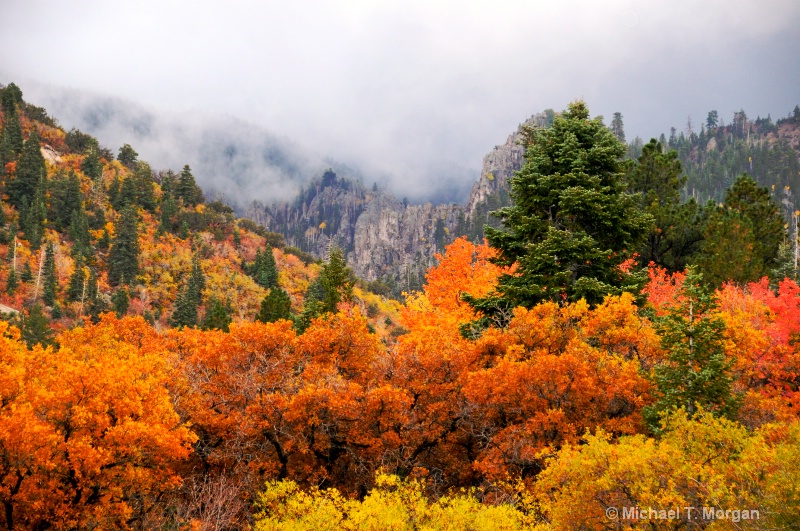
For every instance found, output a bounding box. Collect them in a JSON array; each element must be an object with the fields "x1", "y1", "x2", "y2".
[
  {"x1": 170, "y1": 282, "x2": 199, "y2": 329},
  {"x1": 20, "y1": 262, "x2": 33, "y2": 283},
  {"x1": 468, "y1": 101, "x2": 652, "y2": 327},
  {"x1": 318, "y1": 246, "x2": 355, "y2": 313},
  {"x1": 68, "y1": 256, "x2": 87, "y2": 302},
  {"x1": 176, "y1": 165, "x2": 204, "y2": 206},
  {"x1": 611, "y1": 112, "x2": 625, "y2": 143},
  {"x1": 158, "y1": 193, "x2": 177, "y2": 235},
  {"x1": 256, "y1": 287, "x2": 292, "y2": 323},
  {"x1": 0, "y1": 84, "x2": 24, "y2": 170},
  {"x1": 15, "y1": 304, "x2": 55, "y2": 348},
  {"x1": 42, "y1": 242, "x2": 57, "y2": 306},
  {"x1": 202, "y1": 297, "x2": 232, "y2": 332},
  {"x1": 80, "y1": 144, "x2": 103, "y2": 182},
  {"x1": 108, "y1": 206, "x2": 140, "y2": 286},
  {"x1": 643, "y1": 267, "x2": 738, "y2": 431},
  {"x1": 6, "y1": 267, "x2": 18, "y2": 295},
  {"x1": 49, "y1": 171, "x2": 83, "y2": 230},
  {"x1": 22, "y1": 183, "x2": 46, "y2": 251},
  {"x1": 9, "y1": 131, "x2": 46, "y2": 210},
  {"x1": 133, "y1": 162, "x2": 156, "y2": 213},
  {"x1": 69, "y1": 207, "x2": 92, "y2": 259},
  {"x1": 108, "y1": 175, "x2": 122, "y2": 209},
  {"x1": 627, "y1": 139, "x2": 702, "y2": 271},
  {"x1": 117, "y1": 143, "x2": 139, "y2": 169},
  {"x1": 112, "y1": 287, "x2": 129, "y2": 317}
]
